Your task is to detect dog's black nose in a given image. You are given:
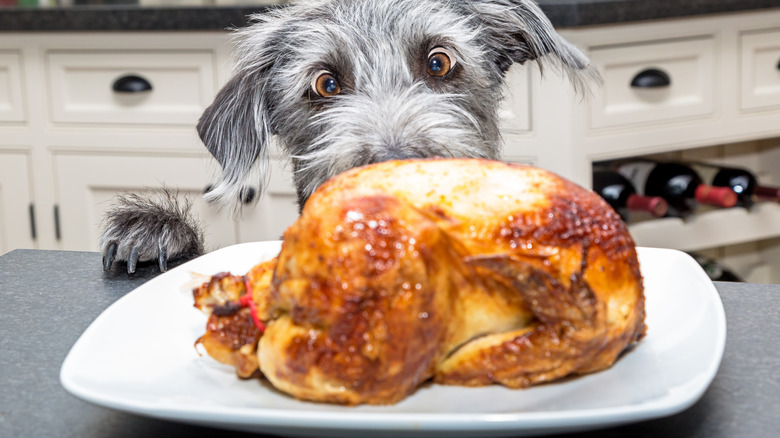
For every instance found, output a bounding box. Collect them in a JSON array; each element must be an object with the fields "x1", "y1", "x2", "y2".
[{"x1": 381, "y1": 148, "x2": 425, "y2": 162}]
